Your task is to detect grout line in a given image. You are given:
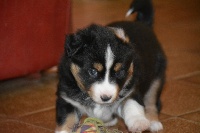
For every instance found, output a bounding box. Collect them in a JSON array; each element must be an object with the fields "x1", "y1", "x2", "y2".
[
  {"x1": 0, "y1": 119, "x2": 54, "y2": 132},
  {"x1": 177, "y1": 117, "x2": 200, "y2": 125},
  {"x1": 160, "y1": 113, "x2": 174, "y2": 120},
  {"x1": 177, "y1": 109, "x2": 200, "y2": 117},
  {"x1": 18, "y1": 120, "x2": 54, "y2": 132},
  {"x1": 19, "y1": 106, "x2": 55, "y2": 117},
  {"x1": 172, "y1": 71, "x2": 200, "y2": 80},
  {"x1": 161, "y1": 116, "x2": 200, "y2": 125},
  {"x1": 161, "y1": 109, "x2": 200, "y2": 118},
  {"x1": 161, "y1": 116, "x2": 177, "y2": 122},
  {"x1": 160, "y1": 111, "x2": 176, "y2": 117}
]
